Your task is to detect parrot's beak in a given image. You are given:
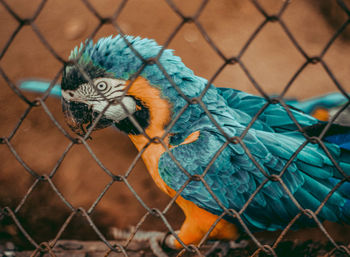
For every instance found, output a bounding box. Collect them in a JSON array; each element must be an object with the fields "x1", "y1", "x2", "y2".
[{"x1": 61, "y1": 98, "x2": 113, "y2": 137}]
